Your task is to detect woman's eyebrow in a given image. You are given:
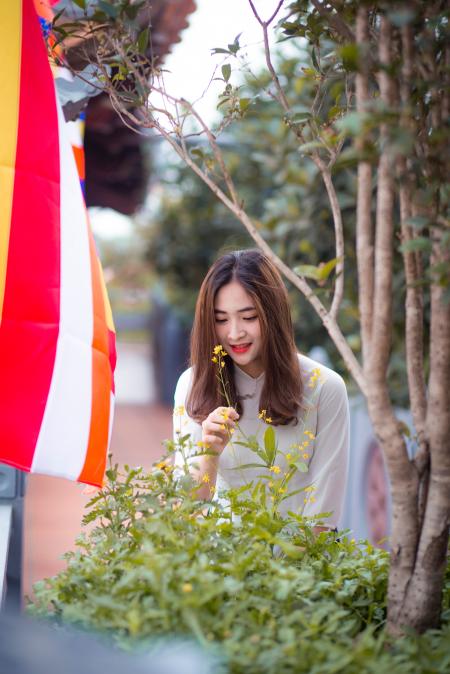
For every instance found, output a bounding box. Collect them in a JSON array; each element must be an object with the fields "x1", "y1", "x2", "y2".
[{"x1": 214, "y1": 306, "x2": 255, "y2": 314}]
